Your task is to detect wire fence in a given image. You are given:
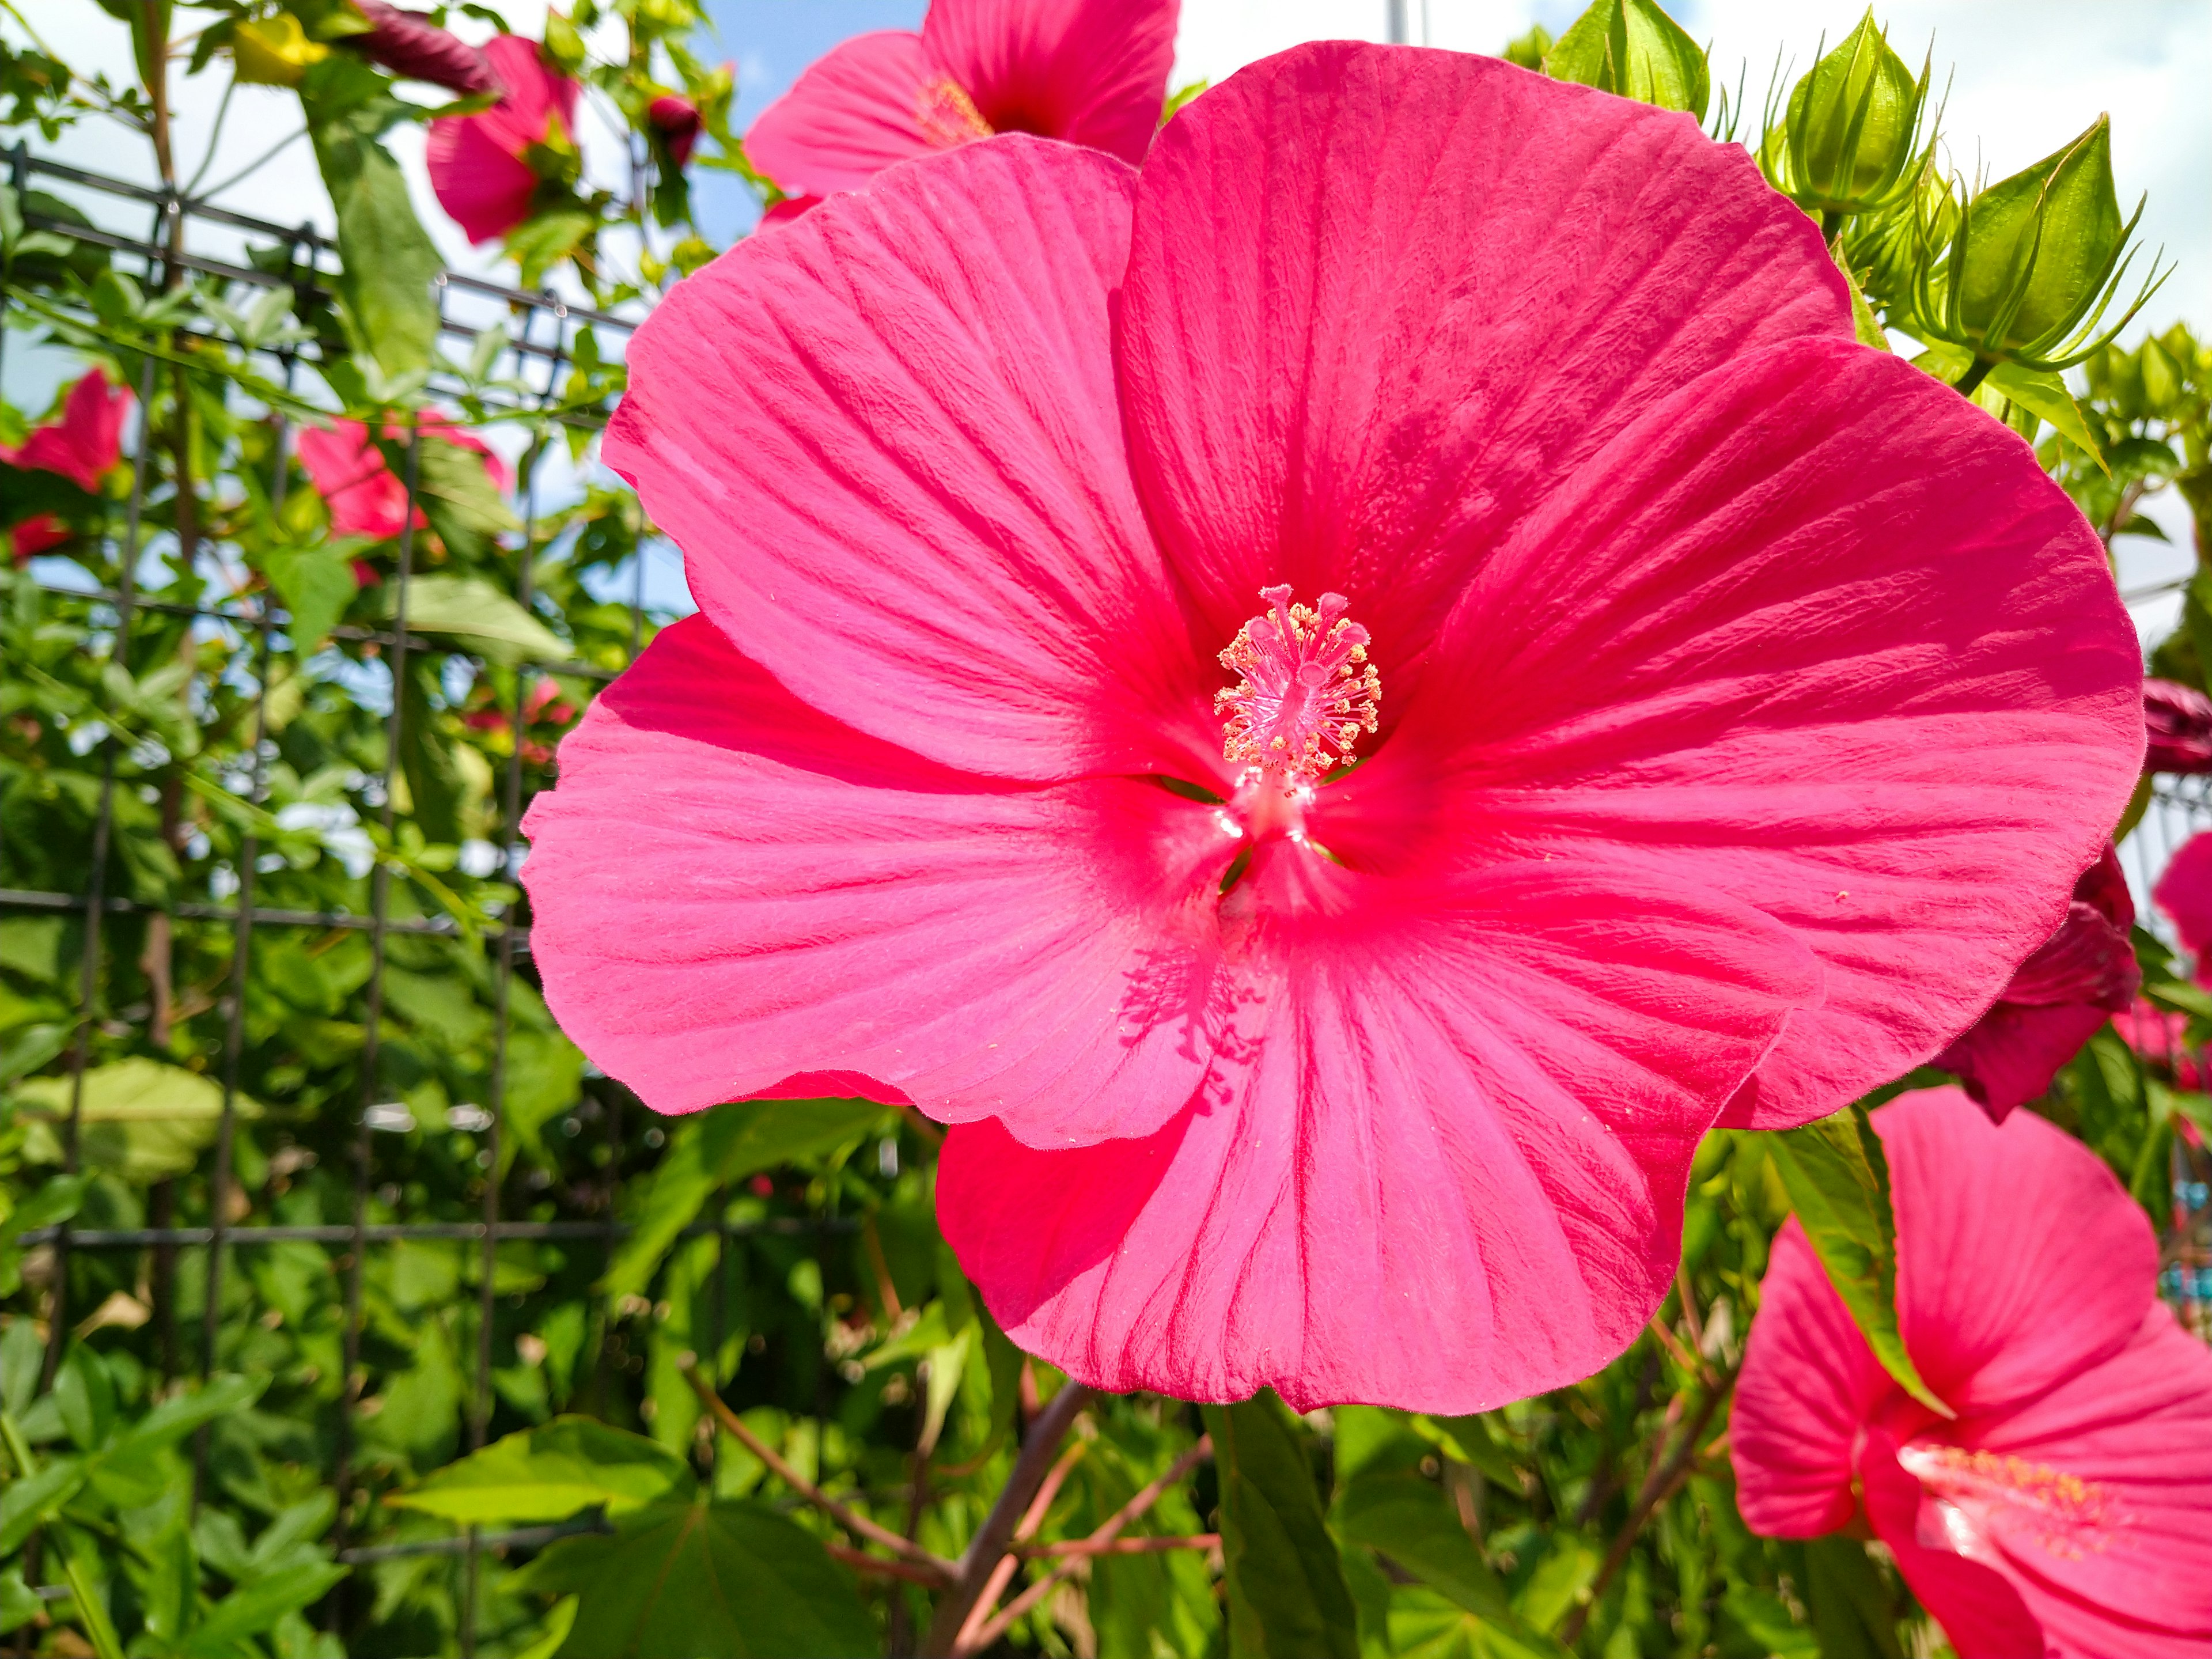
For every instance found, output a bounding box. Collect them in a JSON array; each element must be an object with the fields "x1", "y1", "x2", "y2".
[{"x1": 3, "y1": 147, "x2": 2210, "y2": 1649}]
